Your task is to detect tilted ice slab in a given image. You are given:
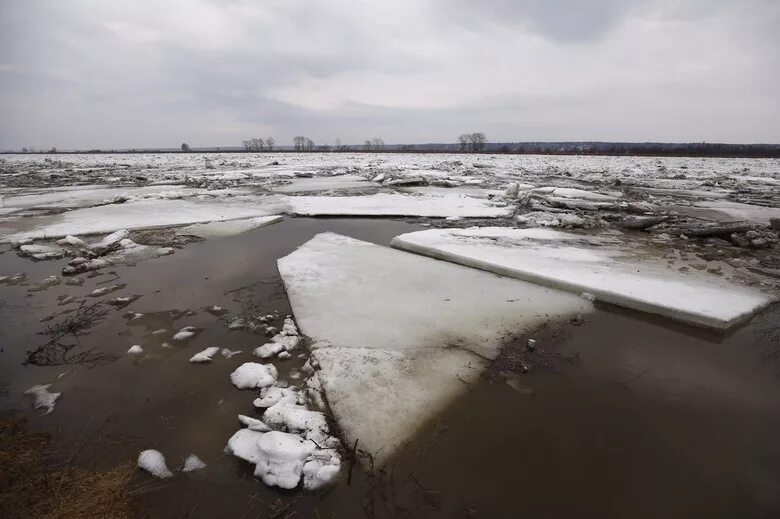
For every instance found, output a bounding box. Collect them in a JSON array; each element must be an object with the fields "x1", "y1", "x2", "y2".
[
  {"x1": 177, "y1": 215, "x2": 282, "y2": 238},
  {"x1": 286, "y1": 193, "x2": 512, "y2": 218},
  {"x1": 692, "y1": 200, "x2": 780, "y2": 225},
  {"x1": 277, "y1": 233, "x2": 591, "y2": 465},
  {"x1": 1, "y1": 198, "x2": 284, "y2": 241},
  {"x1": 392, "y1": 227, "x2": 775, "y2": 330}
]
